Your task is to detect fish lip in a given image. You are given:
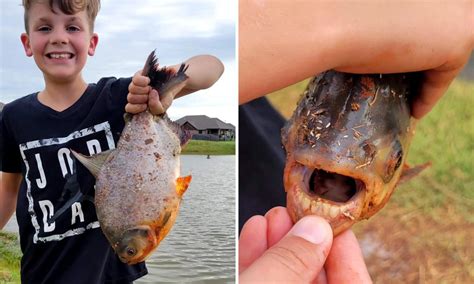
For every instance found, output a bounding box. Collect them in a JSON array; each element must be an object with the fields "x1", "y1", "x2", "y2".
[{"x1": 285, "y1": 160, "x2": 367, "y2": 233}]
